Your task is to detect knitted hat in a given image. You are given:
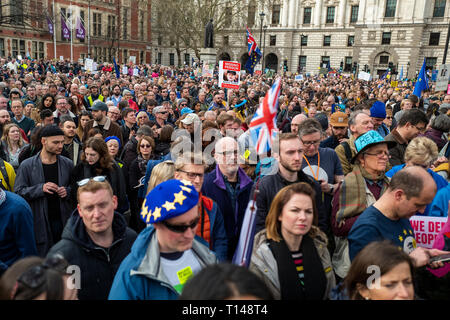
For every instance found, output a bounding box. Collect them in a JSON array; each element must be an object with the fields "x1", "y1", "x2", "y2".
[
  {"x1": 140, "y1": 179, "x2": 199, "y2": 224},
  {"x1": 370, "y1": 101, "x2": 386, "y2": 119},
  {"x1": 104, "y1": 135, "x2": 121, "y2": 149}
]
